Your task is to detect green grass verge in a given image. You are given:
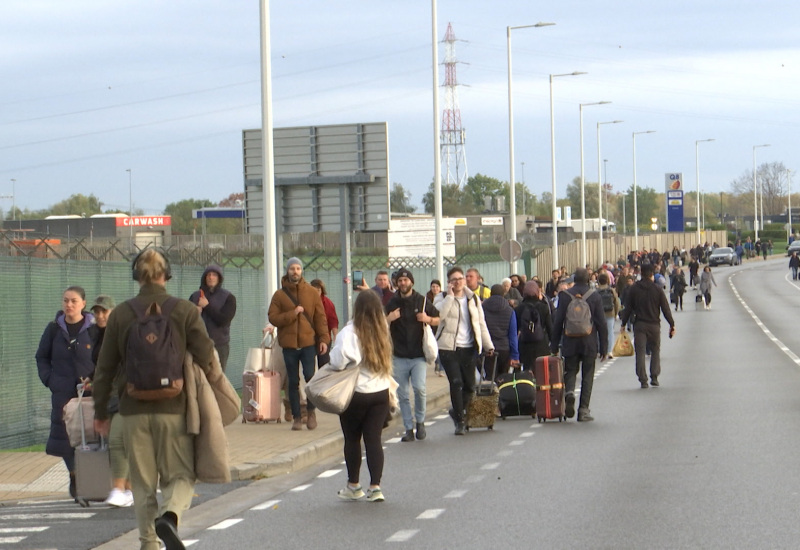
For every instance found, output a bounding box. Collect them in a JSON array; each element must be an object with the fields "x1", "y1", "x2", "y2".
[{"x1": 1, "y1": 444, "x2": 46, "y2": 453}]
